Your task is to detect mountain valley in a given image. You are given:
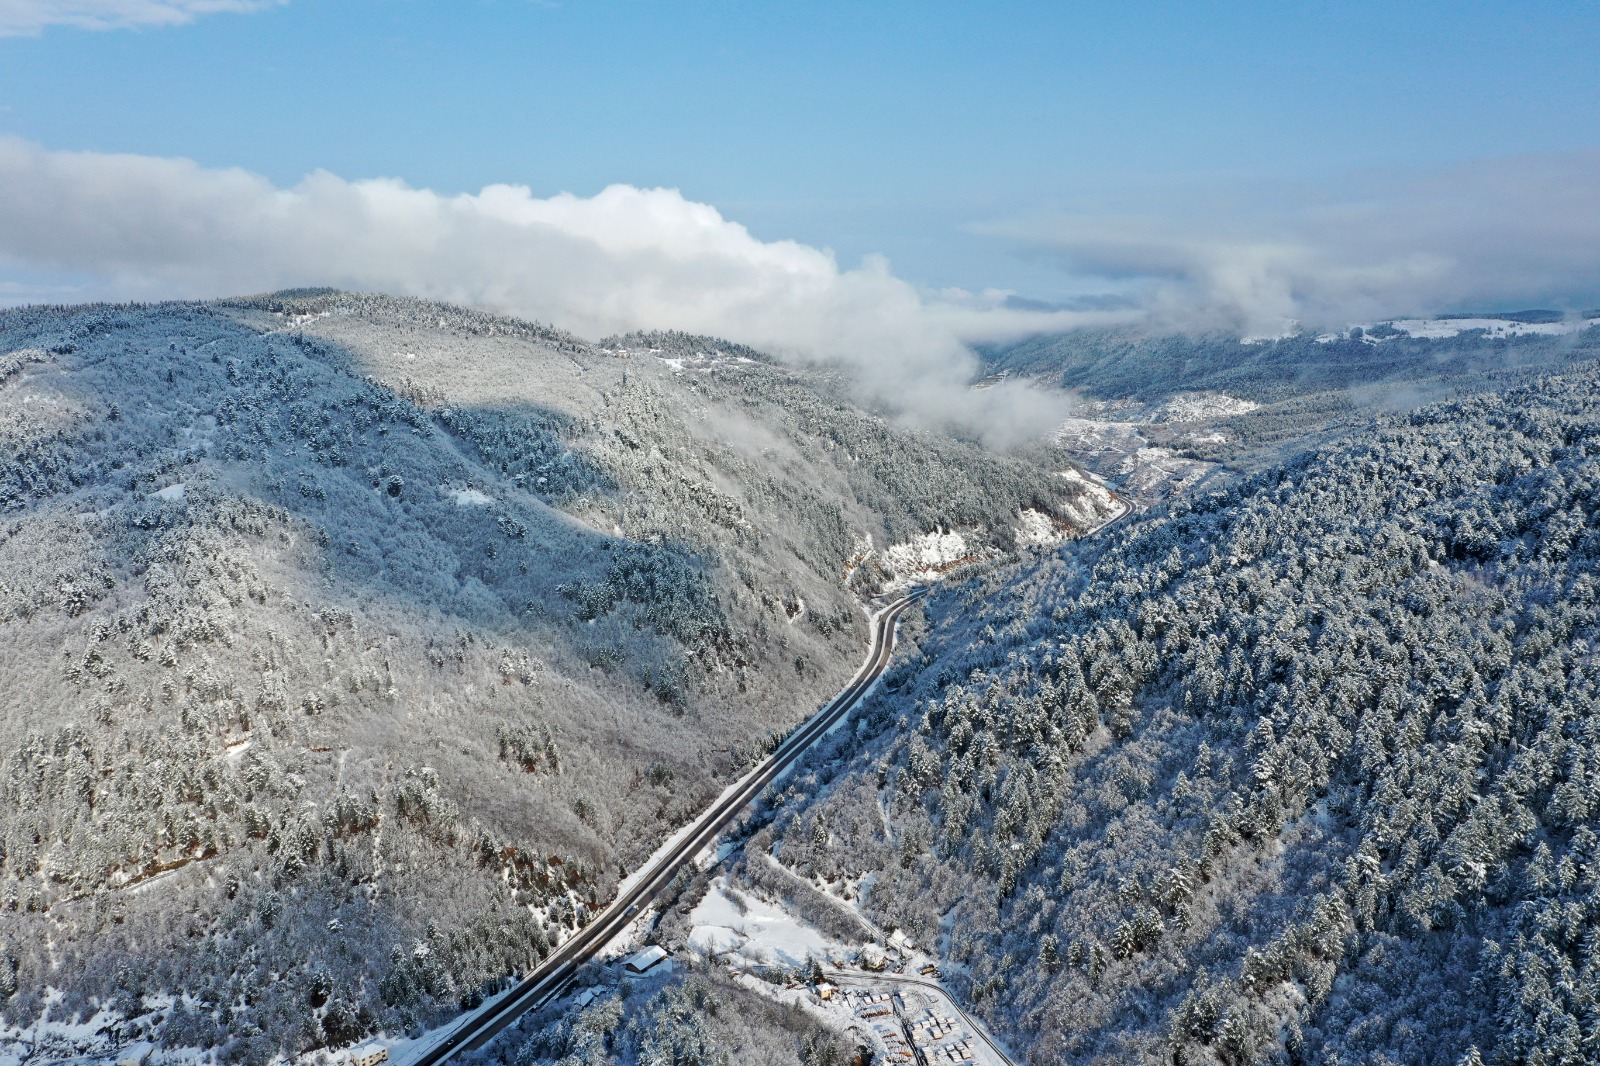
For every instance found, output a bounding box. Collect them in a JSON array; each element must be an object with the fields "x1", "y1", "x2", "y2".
[{"x1": 4, "y1": 297, "x2": 1600, "y2": 1066}]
